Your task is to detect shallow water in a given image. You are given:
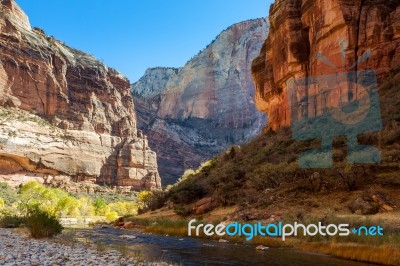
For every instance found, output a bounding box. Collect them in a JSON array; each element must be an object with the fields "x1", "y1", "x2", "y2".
[{"x1": 70, "y1": 227, "x2": 378, "y2": 266}]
